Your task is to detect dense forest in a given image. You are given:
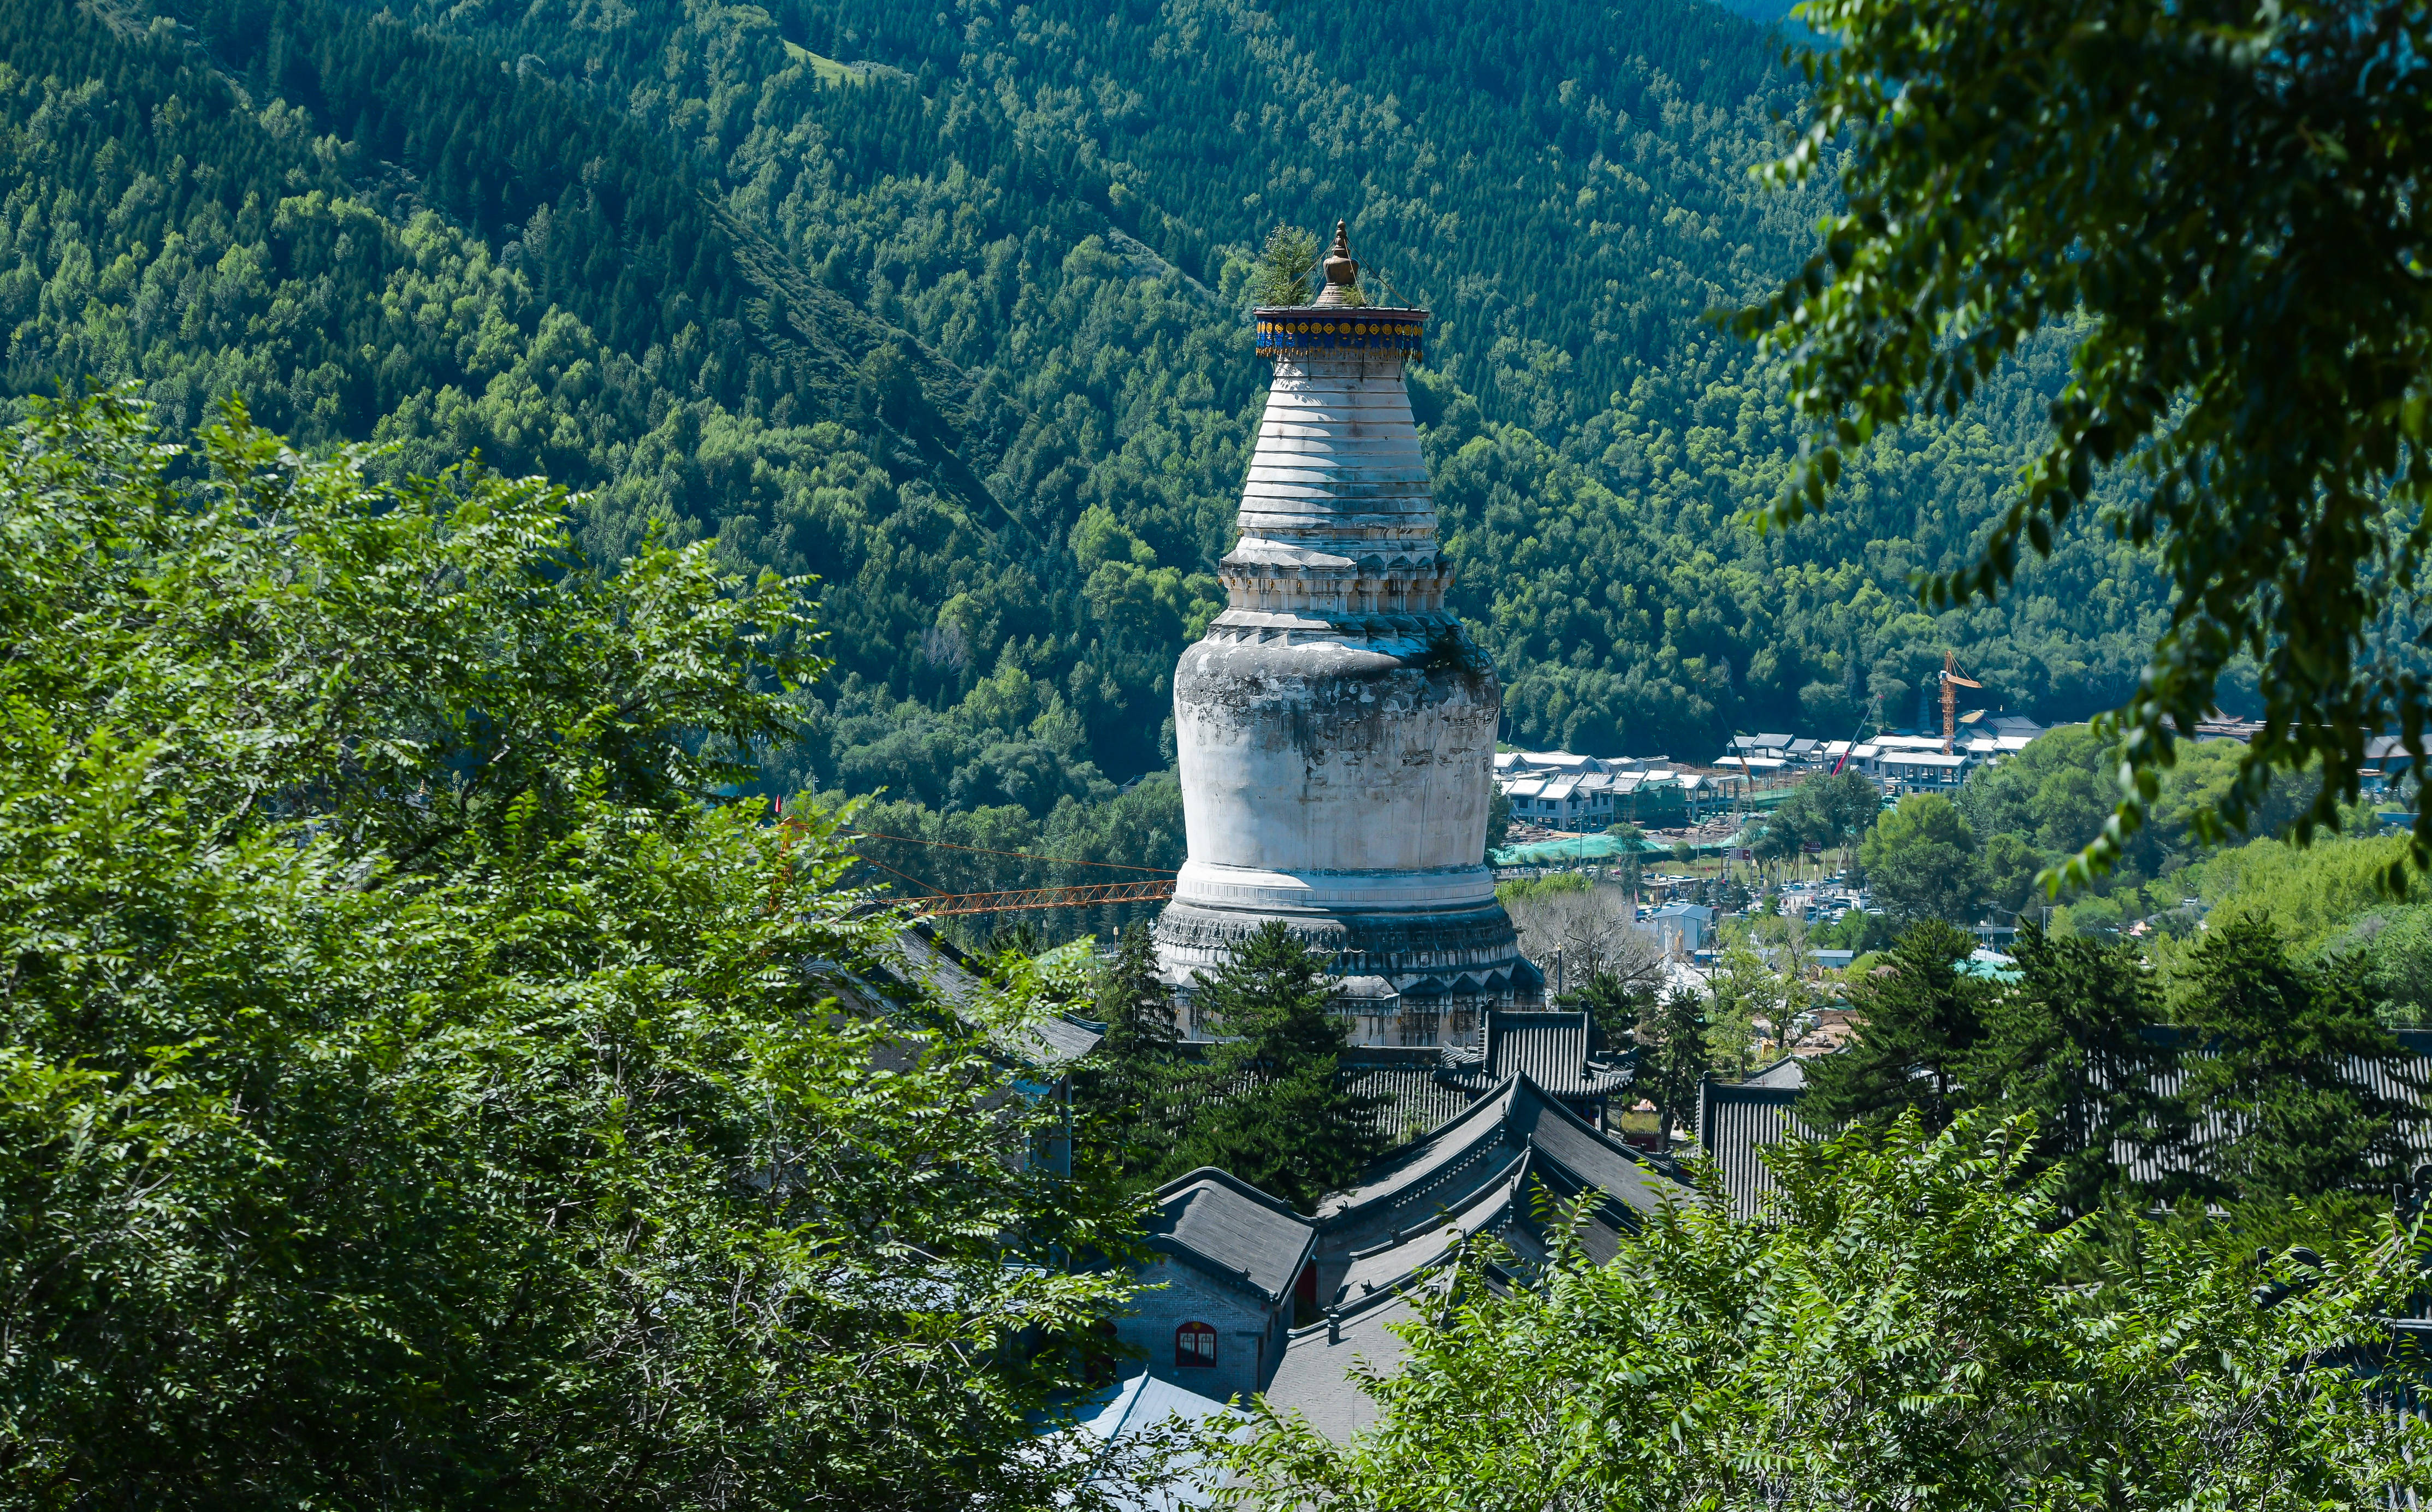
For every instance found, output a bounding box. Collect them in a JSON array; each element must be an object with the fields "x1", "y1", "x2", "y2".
[{"x1": 0, "y1": 0, "x2": 2186, "y2": 885}]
